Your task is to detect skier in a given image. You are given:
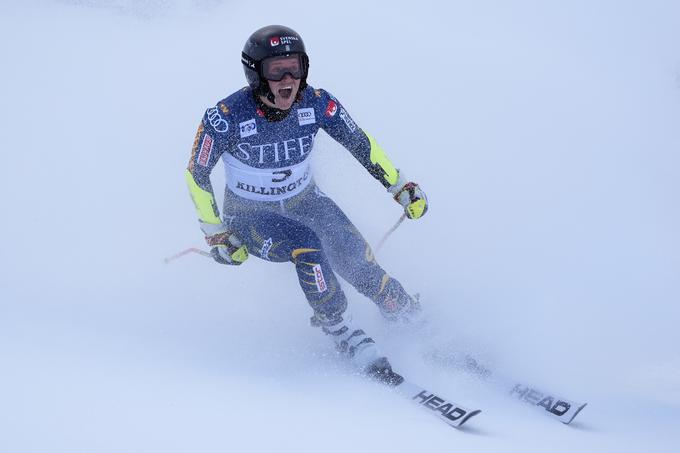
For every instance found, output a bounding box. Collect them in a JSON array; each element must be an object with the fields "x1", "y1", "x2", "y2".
[{"x1": 185, "y1": 25, "x2": 428, "y2": 381}]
